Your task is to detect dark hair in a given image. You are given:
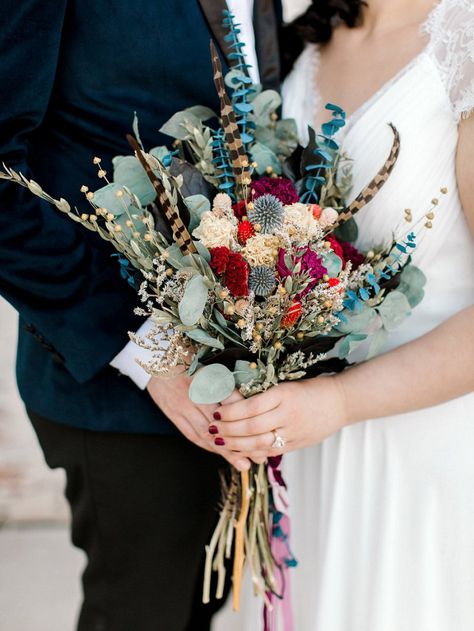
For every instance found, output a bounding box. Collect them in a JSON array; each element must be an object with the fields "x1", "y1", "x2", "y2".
[{"x1": 280, "y1": 0, "x2": 366, "y2": 78}]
